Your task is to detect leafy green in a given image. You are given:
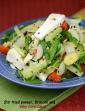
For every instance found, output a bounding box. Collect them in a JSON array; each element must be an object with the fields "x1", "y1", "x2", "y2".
[
  {"x1": 0, "y1": 24, "x2": 29, "y2": 44},
  {"x1": 0, "y1": 25, "x2": 28, "y2": 44},
  {"x1": 74, "y1": 62, "x2": 82, "y2": 72},
  {"x1": 76, "y1": 43, "x2": 84, "y2": 51},
  {"x1": 76, "y1": 51, "x2": 85, "y2": 64},
  {"x1": 25, "y1": 79, "x2": 42, "y2": 84},
  {"x1": 0, "y1": 30, "x2": 16, "y2": 43},
  {"x1": 49, "y1": 37, "x2": 61, "y2": 61},
  {"x1": 61, "y1": 30, "x2": 84, "y2": 52},
  {"x1": 46, "y1": 41, "x2": 51, "y2": 48},
  {"x1": 24, "y1": 35, "x2": 32, "y2": 51},
  {"x1": 45, "y1": 27, "x2": 62, "y2": 42},
  {"x1": 61, "y1": 30, "x2": 79, "y2": 45},
  {"x1": 40, "y1": 35, "x2": 61, "y2": 64},
  {"x1": 43, "y1": 59, "x2": 61, "y2": 74},
  {"x1": 40, "y1": 40, "x2": 50, "y2": 63},
  {"x1": 77, "y1": 56, "x2": 85, "y2": 64}
]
